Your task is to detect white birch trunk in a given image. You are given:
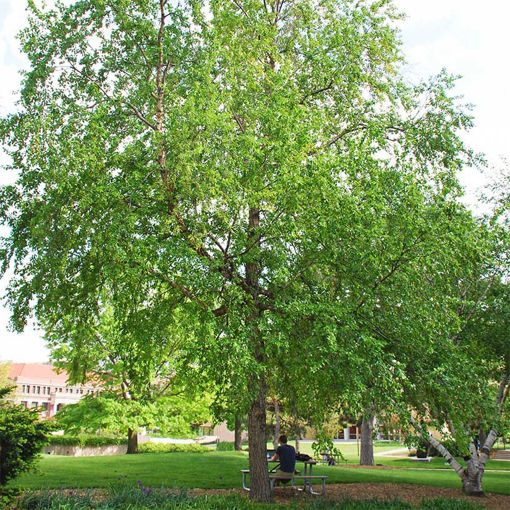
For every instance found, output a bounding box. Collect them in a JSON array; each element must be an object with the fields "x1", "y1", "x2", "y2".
[{"x1": 413, "y1": 418, "x2": 499, "y2": 496}]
